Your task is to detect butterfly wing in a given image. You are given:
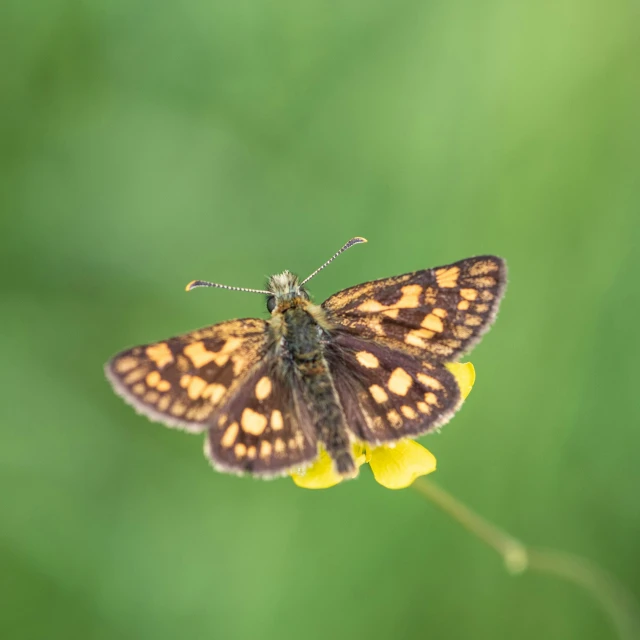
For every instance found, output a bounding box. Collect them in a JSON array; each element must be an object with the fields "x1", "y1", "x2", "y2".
[
  {"x1": 106, "y1": 317, "x2": 319, "y2": 475},
  {"x1": 205, "y1": 359, "x2": 318, "y2": 476},
  {"x1": 105, "y1": 318, "x2": 270, "y2": 433},
  {"x1": 325, "y1": 333, "x2": 462, "y2": 444},
  {"x1": 322, "y1": 256, "x2": 507, "y2": 361}
]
